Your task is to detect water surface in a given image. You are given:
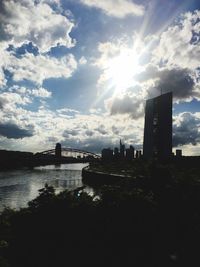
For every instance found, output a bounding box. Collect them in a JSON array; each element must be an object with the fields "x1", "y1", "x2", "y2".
[{"x1": 0, "y1": 163, "x2": 89, "y2": 211}]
